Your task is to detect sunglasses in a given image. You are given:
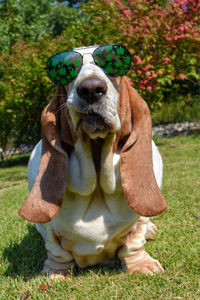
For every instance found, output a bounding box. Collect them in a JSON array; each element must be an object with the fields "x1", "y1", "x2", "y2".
[{"x1": 46, "y1": 44, "x2": 132, "y2": 86}]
